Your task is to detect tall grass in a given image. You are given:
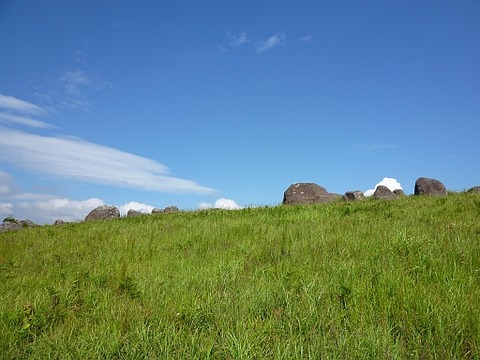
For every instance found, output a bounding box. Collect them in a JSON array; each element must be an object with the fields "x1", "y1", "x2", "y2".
[{"x1": 1, "y1": 193, "x2": 479, "y2": 358}]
